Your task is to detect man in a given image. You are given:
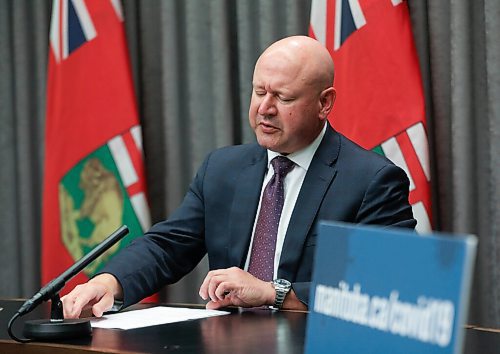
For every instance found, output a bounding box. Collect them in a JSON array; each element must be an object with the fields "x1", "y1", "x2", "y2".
[{"x1": 63, "y1": 35, "x2": 416, "y2": 318}]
